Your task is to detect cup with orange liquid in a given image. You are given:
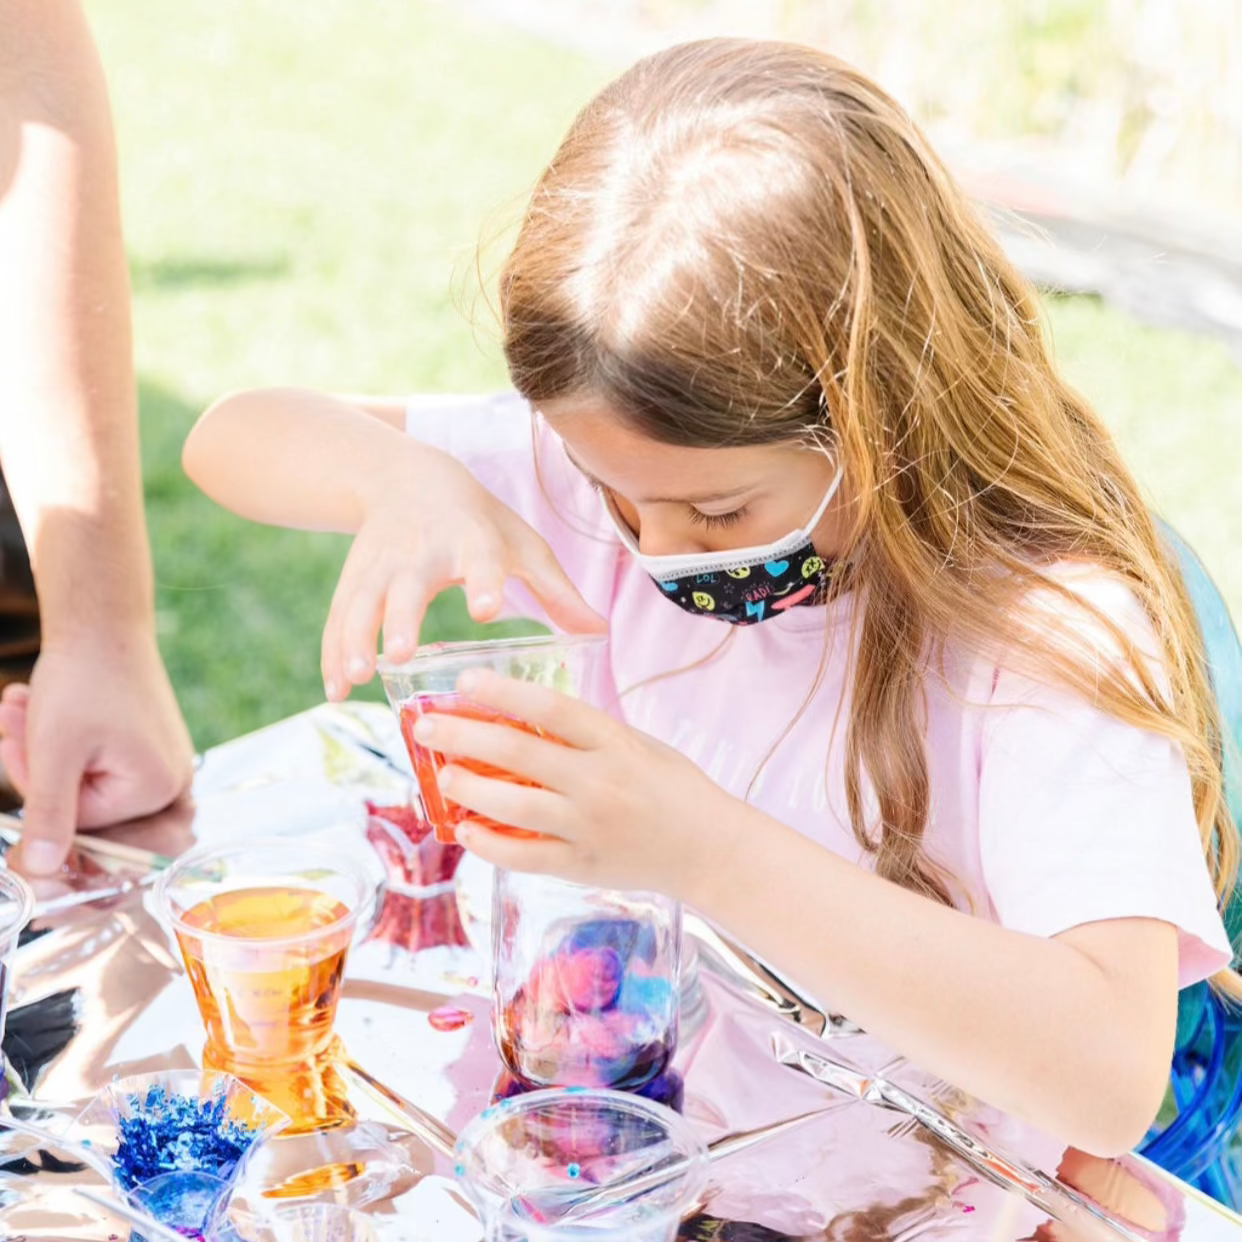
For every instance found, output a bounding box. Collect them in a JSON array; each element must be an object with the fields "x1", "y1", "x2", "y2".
[
  {"x1": 156, "y1": 840, "x2": 376, "y2": 1077},
  {"x1": 378, "y1": 634, "x2": 609, "y2": 846}
]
